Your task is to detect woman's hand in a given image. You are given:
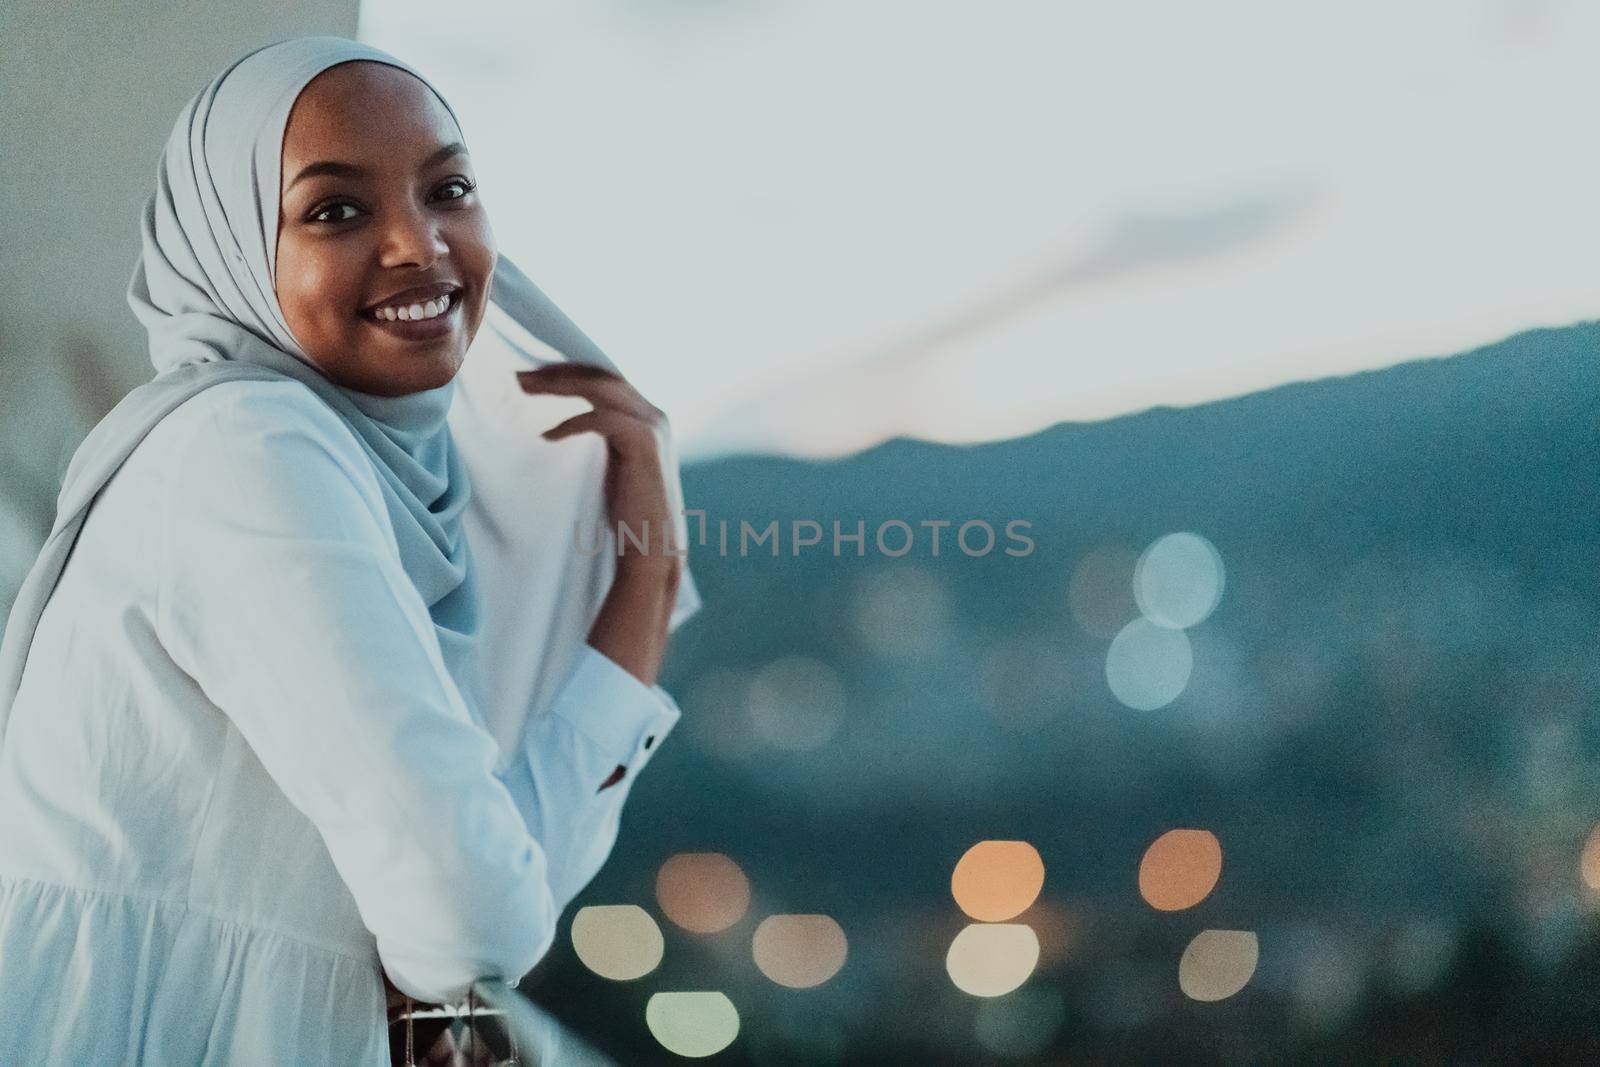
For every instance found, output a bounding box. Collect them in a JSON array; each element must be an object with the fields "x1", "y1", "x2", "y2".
[
  {"x1": 515, "y1": 363, "x2": 682, "y2": 688},
  {"x1": 516, "y1": 363, "x2": 680, "y2": 579}
]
